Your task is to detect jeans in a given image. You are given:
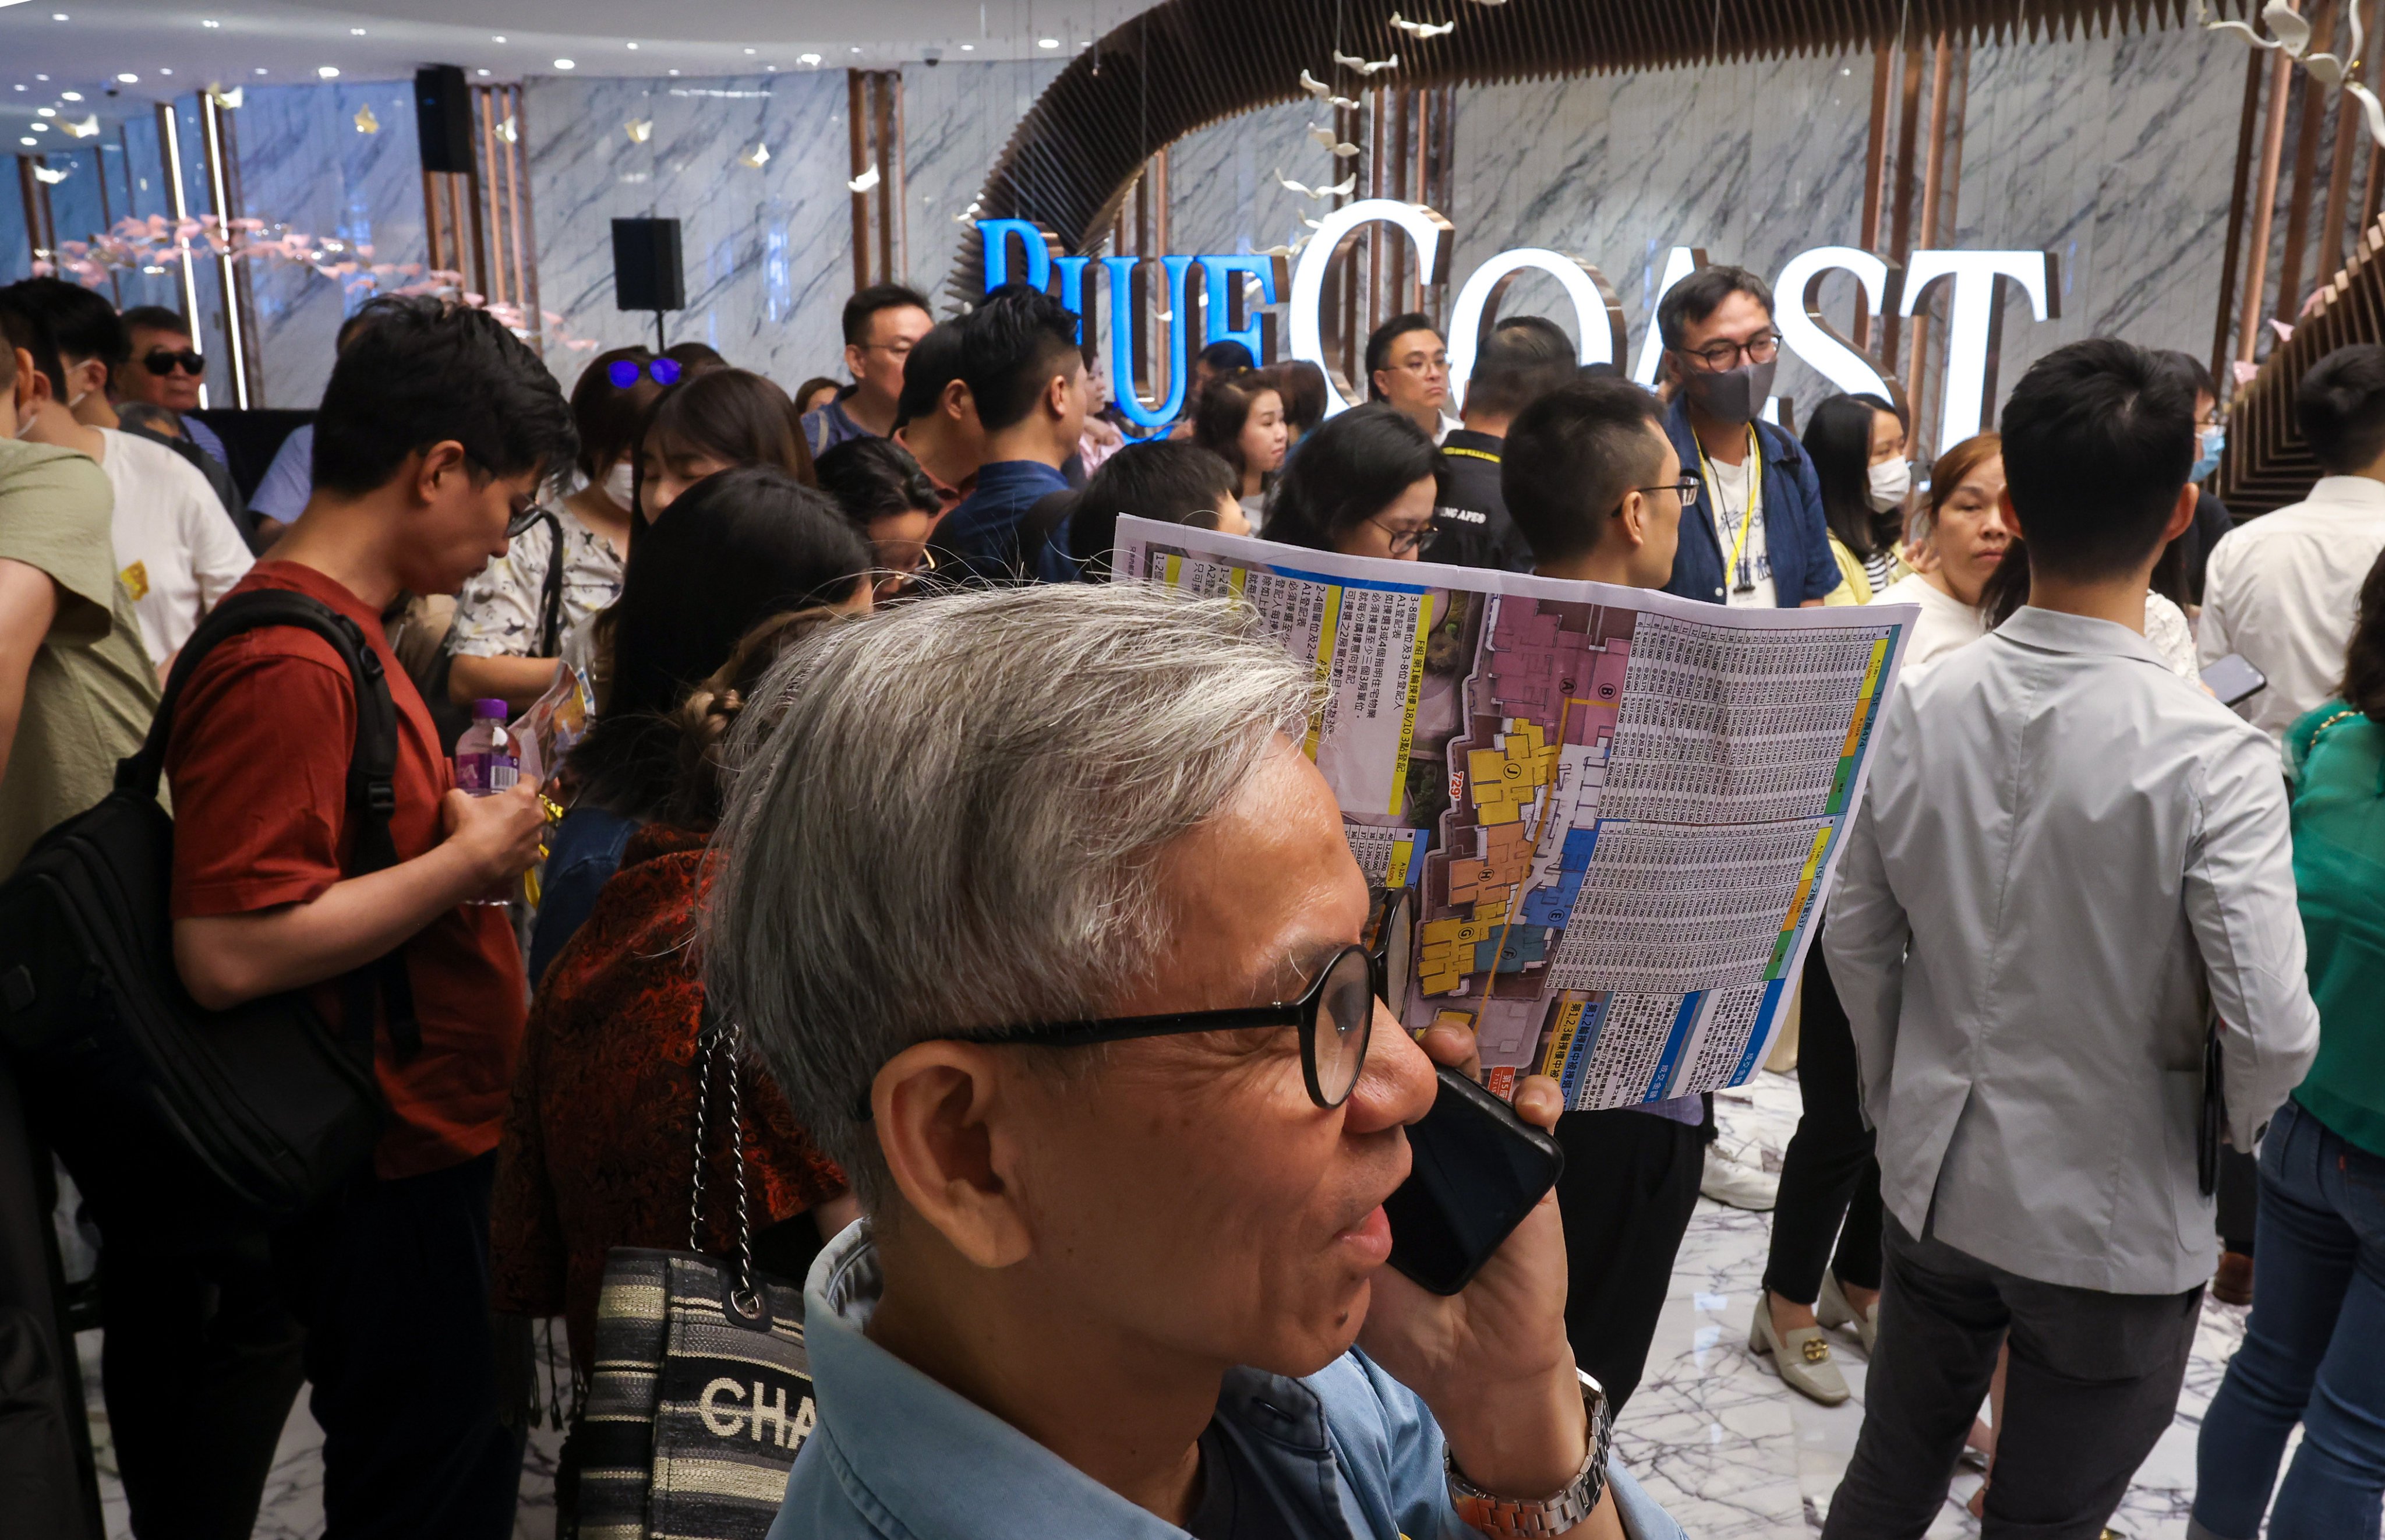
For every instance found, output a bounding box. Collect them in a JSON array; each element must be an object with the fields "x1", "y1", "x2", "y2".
[
  {"x1": 1762, "y1": 944, "x2": 1884, "y2": 1303},
  {"x1": 2192, "y1": 1098, "x2": 2385, "y2": 1540}
]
